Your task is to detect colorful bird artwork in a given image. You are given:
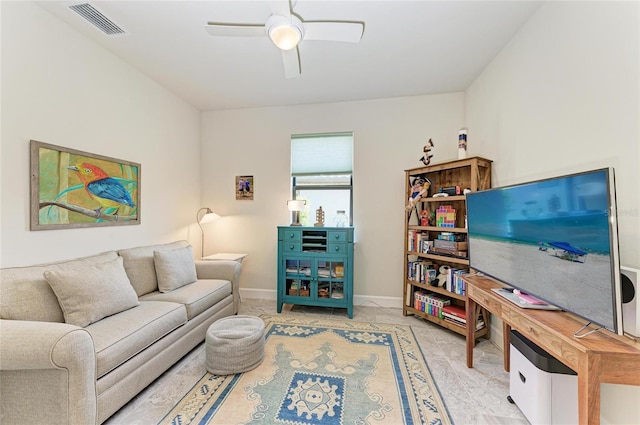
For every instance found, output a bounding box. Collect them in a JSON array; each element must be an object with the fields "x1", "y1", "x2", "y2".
[{"x1": 67, "y1": 163, "x2": 135, "y2": 214}]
